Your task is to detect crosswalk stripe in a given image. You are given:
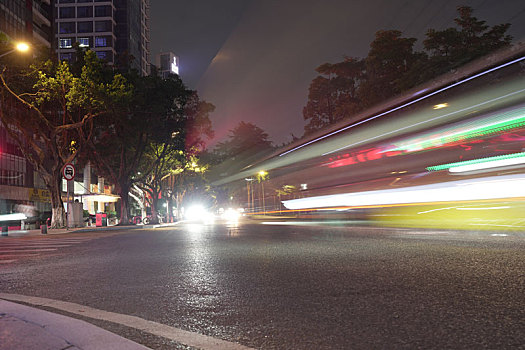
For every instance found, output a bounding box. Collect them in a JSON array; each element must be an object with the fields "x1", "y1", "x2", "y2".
[
  {"x1": 0, "y1": 245, "x2": 73, "y2": 248},
  {"x1": 0, "y1": 249, "x2": 57, "y2": 253},
  {"x1": 0, "y1": 254, "x2": 40, "y2": 258},
  {"x1": 0, "y1": 236, "x2": 101, "y2": 265}
]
